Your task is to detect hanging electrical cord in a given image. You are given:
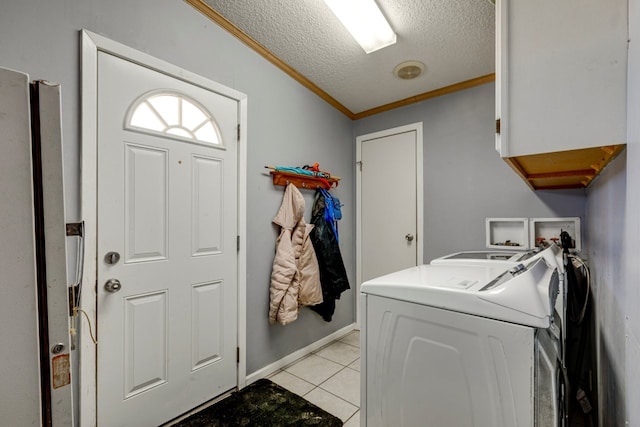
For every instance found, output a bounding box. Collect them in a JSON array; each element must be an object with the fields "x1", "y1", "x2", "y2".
[
  {"x1": 66, "y1": 221, "x2": 97, "y2": 348},
  {"x1": 569, "y1": 255, "x2": 591, "y2": 325},
  {"x1": 72, "y1": 229, "x2": 84, "y2": 307},
  {"x1": 73, "y1": 307, "x2": 97, "y2": 345}
]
